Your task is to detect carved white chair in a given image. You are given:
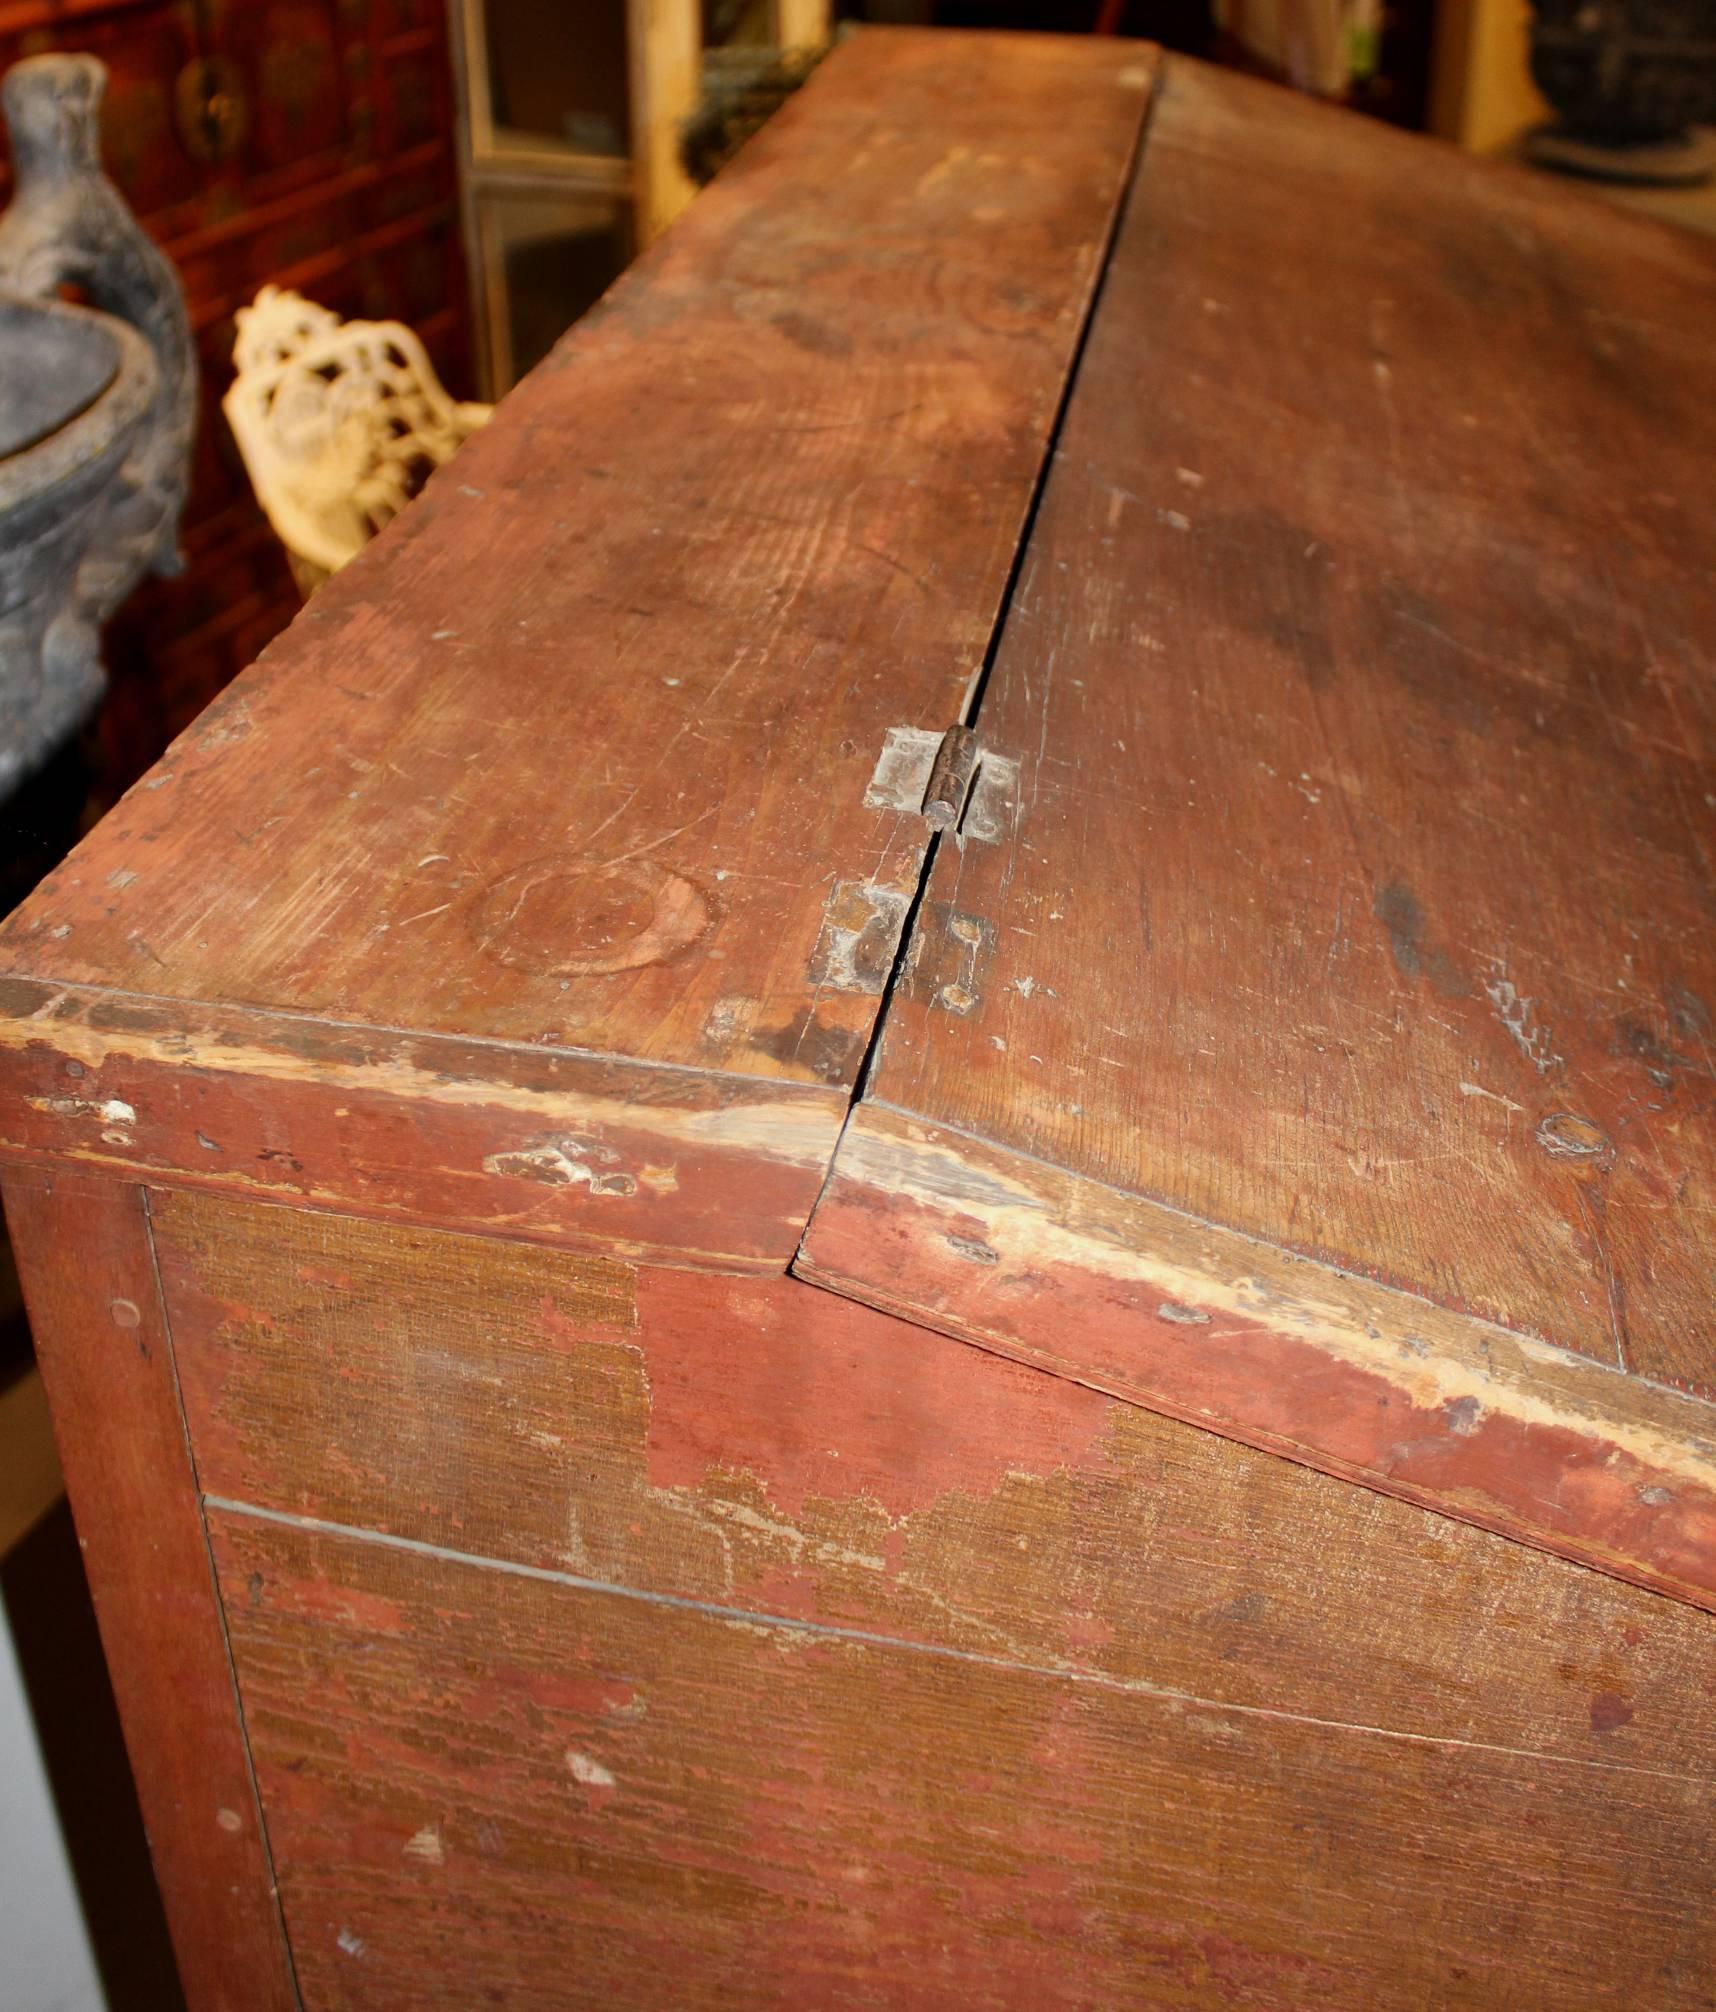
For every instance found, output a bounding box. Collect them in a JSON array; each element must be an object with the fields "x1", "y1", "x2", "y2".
[{"x1": 223, "y1": 285, "x2": 491, "y2": 597}]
